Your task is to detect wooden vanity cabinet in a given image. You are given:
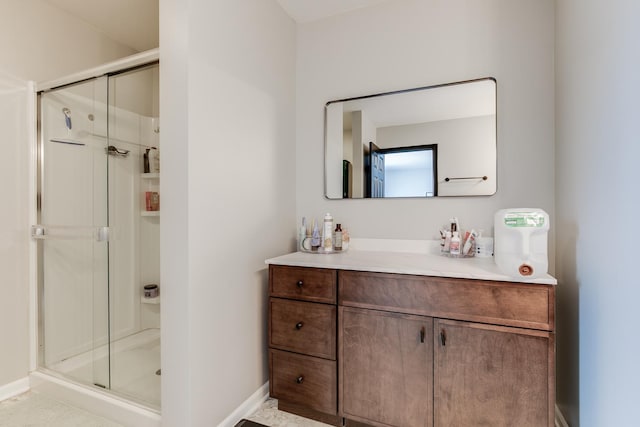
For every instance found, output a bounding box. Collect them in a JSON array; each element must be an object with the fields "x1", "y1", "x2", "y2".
[
  {"x1": 340, "y1": 307, "x2": 433, "y2": 427},
  {"x1": 268, "y1": 265, "x2": 555, "y2": 427},
  {"x1": 268, "y1": 265, "x2": 340, "y2": 425},
  {"x1": 434, "y1": 319, "x2": 553, "y2": 427},
  {"x1": 338, "y1": 270, "x2": 556, "y2": 427}
]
